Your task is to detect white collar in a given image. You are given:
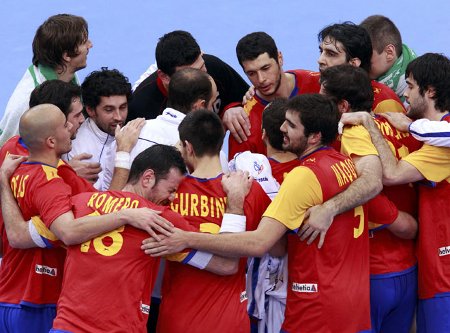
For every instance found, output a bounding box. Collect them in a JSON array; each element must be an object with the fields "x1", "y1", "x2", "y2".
[
  {"x1": 159, "y1": 108, "x2": 186, "y2": 125},
  {"x1": 85, "y1": 118, "x2": 115, "y2": 144}
]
